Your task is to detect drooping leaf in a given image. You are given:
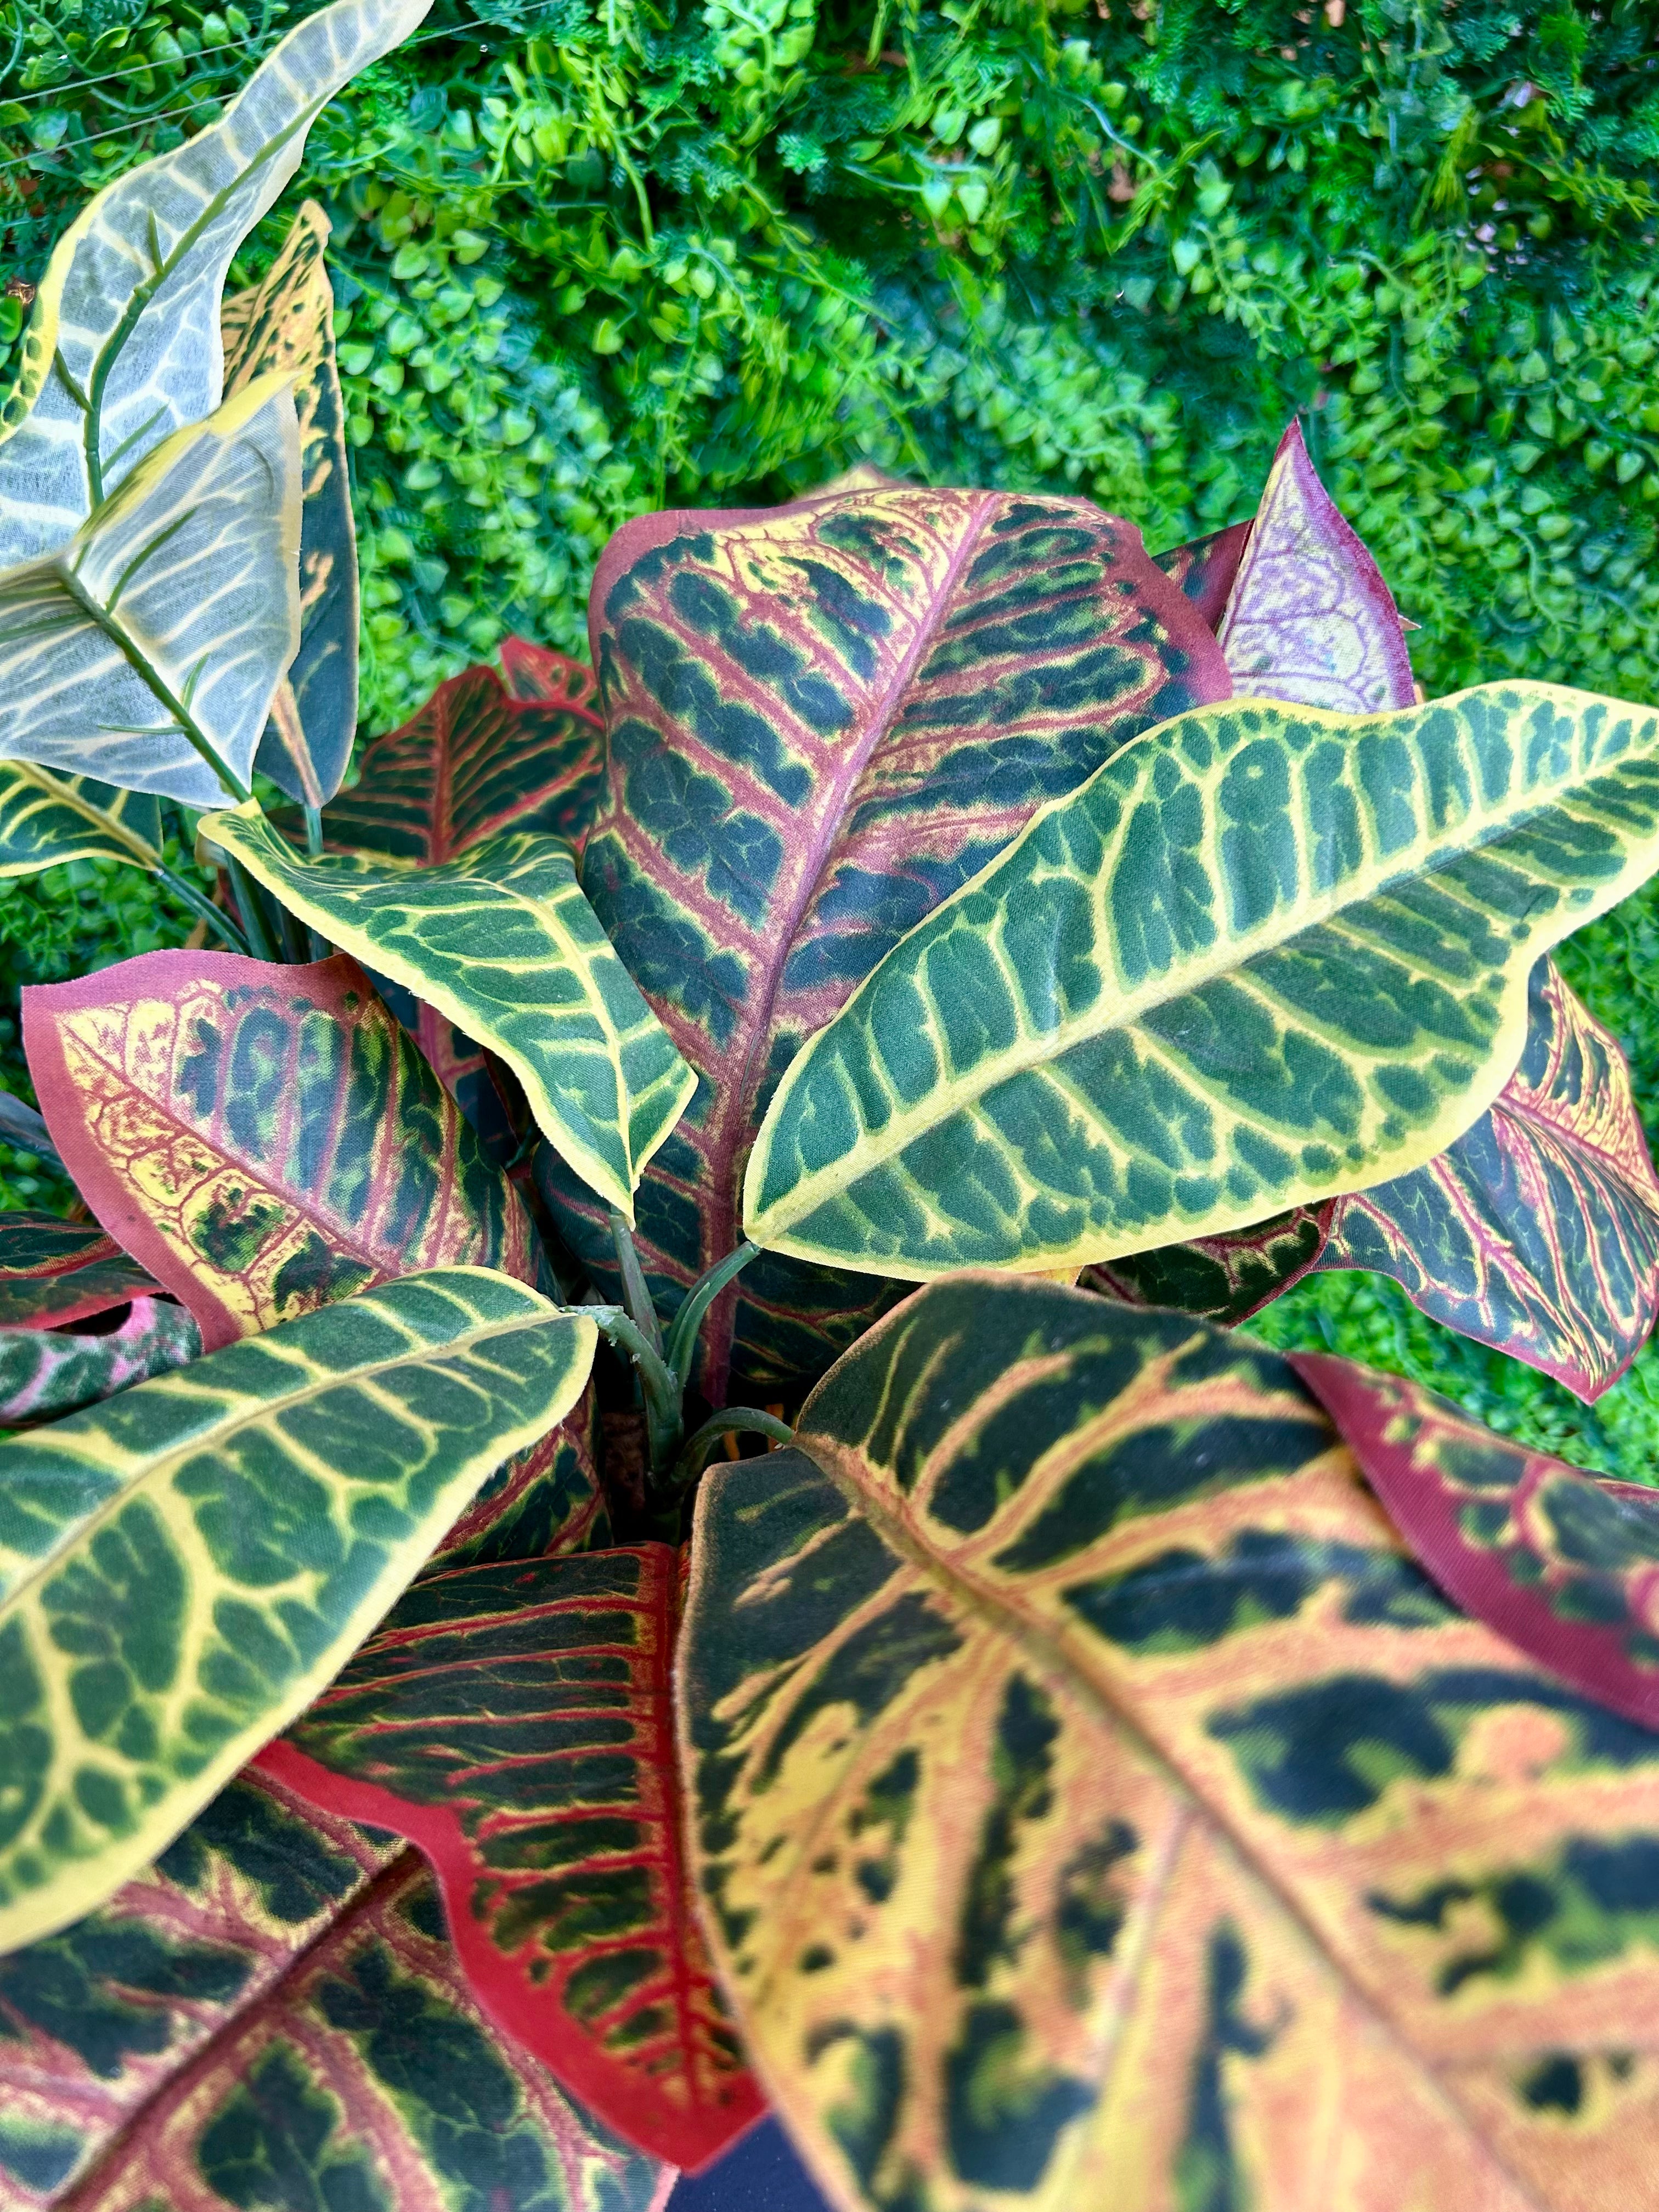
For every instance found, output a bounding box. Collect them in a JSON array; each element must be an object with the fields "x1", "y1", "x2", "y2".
[
  {"x1": 1150, "y1": 517, "x2": 1250, "y2": 631},
  {"x1": 499, "y1": 634, "x2": 601, "y2": 713},
  {"x1": 0, "y1": 1264, "x2": 595, "y2": 1952},
  {"x1": 0, "y1": 1296, "x2": 201, "y2": 1428},
  {"x1": 1216, "y1": 419, "x2": 1417, "y2": 715},
  {"x1": 1081, "y1": 1198, "x2": 1333, "y2": 1325},
  {"x1": 0, "y1": 0, "x2": 431, "y2": 569},
  {"x1": 0, "y1": 1215, "x2": 159, "y2": 1330},
  {"x1": 23, "y1": 950, "x2": 541, "y2": 1352},
  {"x1": 259, "y1": 1545, "x2": 765, "y2": 2169},
  {"x1": 223, "y1": 201, "x2": 358, "y2": 809},
  {"x1": 568, "y1": 484, "x2": 1231, "y2": 1393},
  {"x1": 422, "y1": 1380, "x2": 608, "y2": 1572},
  {"x1": 0, "y1": 766, "x2": 162, "y2": 879},
  {"x1": 746, "y1": 683, "x2": 1659, "y2": 1280},
  {"x1": 681, "y1": 1273, "x2": 1659, "y2": 2212},
  {"x1": 0, "y1": 1765, "x2": 668, "y2": 2211},
  {"x1": 302, "y1": 660, "x2": 607, "y2": 862},
  {"x1": 0, "y1": 379, "x2": 300, "y2": 808},
  {"x1": 201, "y1": 809, "x2": 697, "y2": 1223}
]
